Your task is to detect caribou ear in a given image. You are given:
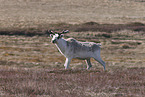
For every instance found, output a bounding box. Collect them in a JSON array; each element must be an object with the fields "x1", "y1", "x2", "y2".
[
  {"x1": 61, "y1": 34, "x2": 64, "y2": 37},
  {"x1": 59, "y1": 34, "x2": 64, "y2": 38}
]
